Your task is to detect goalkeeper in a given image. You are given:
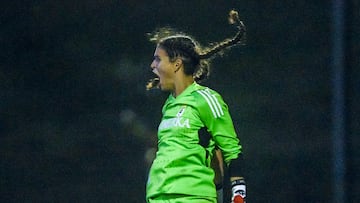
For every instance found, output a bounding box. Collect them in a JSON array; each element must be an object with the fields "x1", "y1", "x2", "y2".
[{"x1": 145, "y1": 10, "x2": 247, "y2": 203}]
